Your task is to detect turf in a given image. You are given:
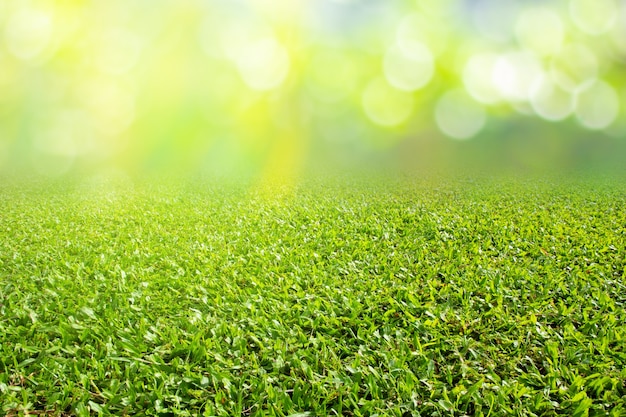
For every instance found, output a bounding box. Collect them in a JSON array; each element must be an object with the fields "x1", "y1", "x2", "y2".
[{"x1": 1, "y1": 175, "x2": 625, "y2": 416}]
